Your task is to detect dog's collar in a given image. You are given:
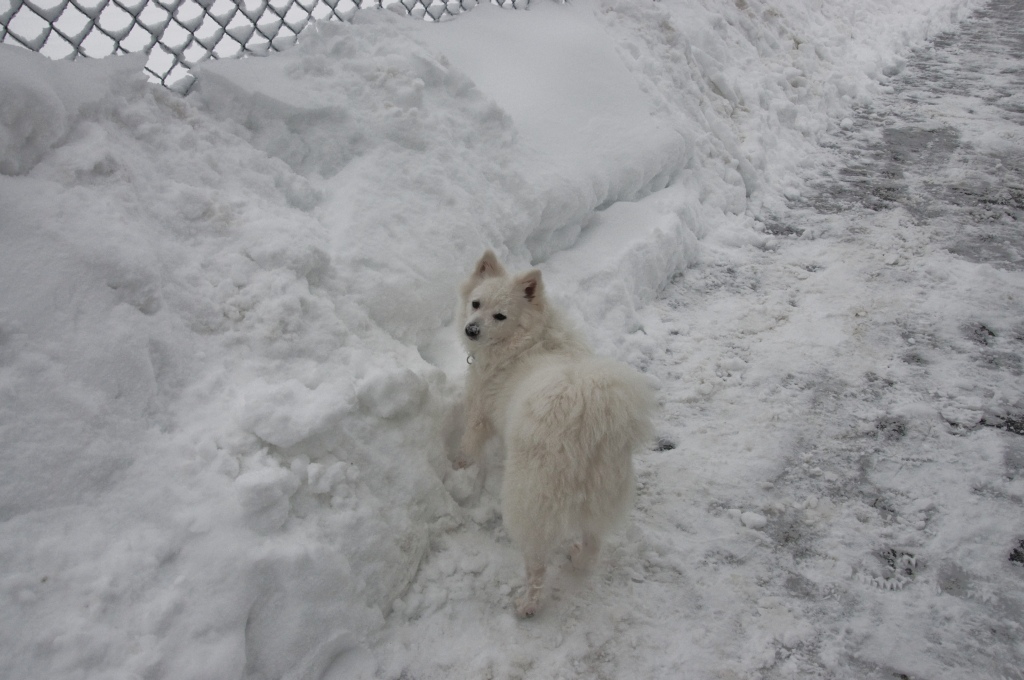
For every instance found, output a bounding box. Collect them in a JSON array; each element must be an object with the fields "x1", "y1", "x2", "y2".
[{"x1": 466, "y1": 353, "x2": 475, "y2": 365}]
